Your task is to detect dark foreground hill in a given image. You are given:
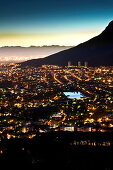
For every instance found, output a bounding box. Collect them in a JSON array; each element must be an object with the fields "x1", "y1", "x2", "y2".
[
  {"x1": 21, "y1": 21, "x2": 113, "y2": 67},
  {"x1": 0, "y1": 132, "x2": 113, "y2": 170}
]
